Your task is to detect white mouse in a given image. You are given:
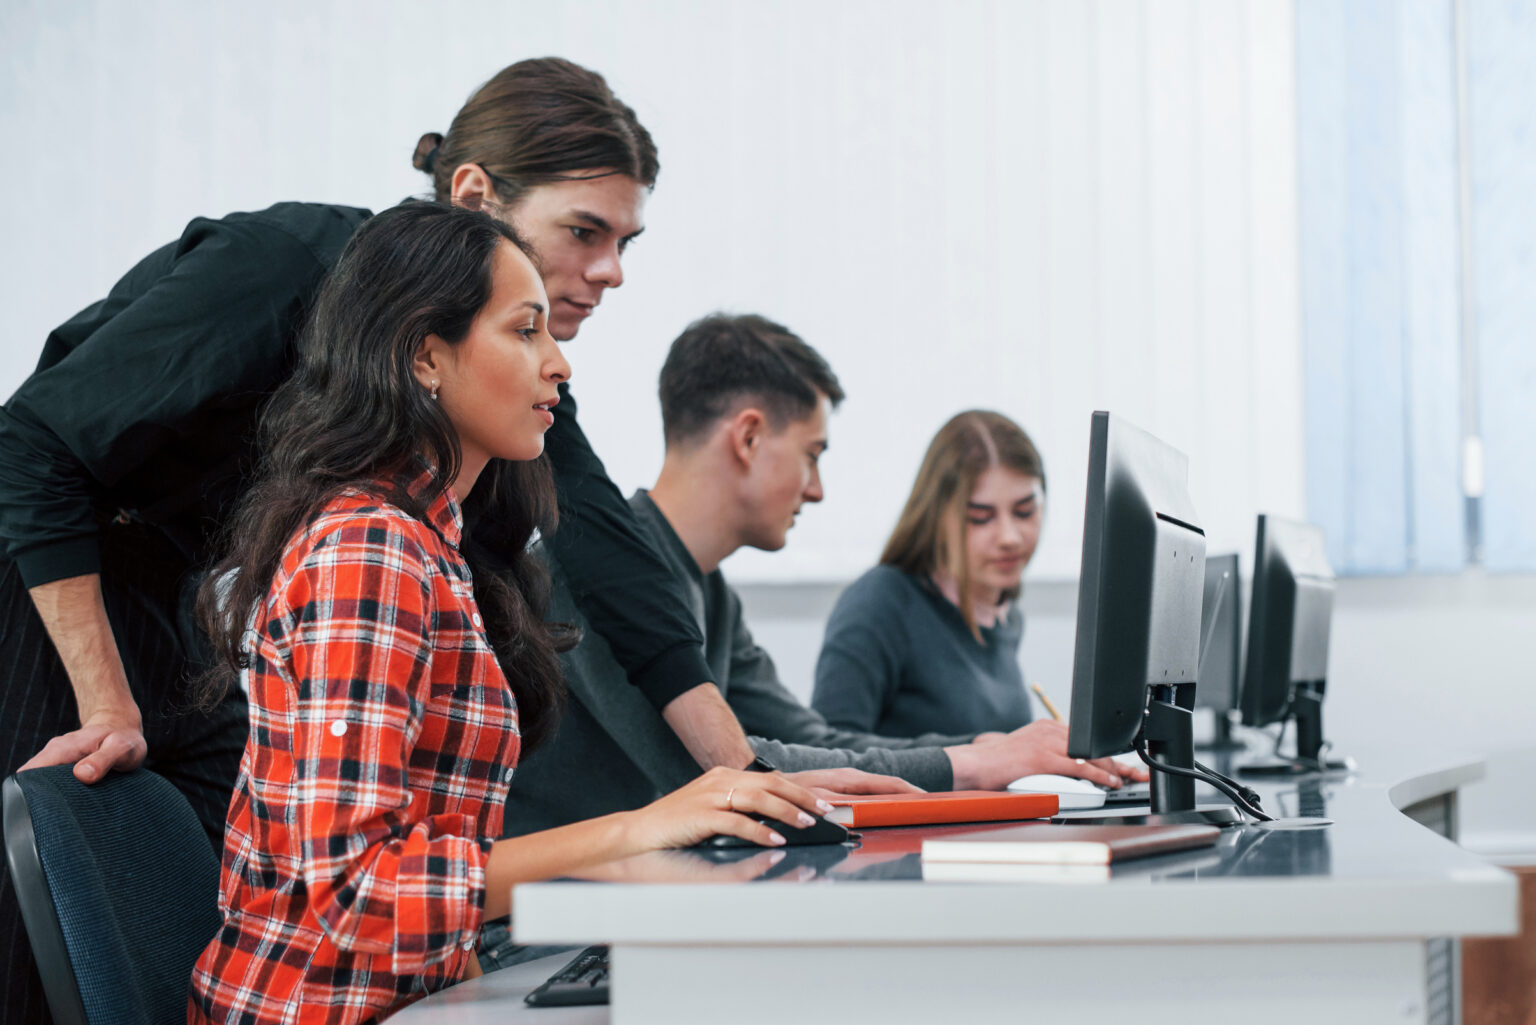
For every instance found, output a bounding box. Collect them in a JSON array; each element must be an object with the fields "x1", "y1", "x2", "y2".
[{"x1": 1005, "y1": 773, "x2": 1107, "y2": 810}]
